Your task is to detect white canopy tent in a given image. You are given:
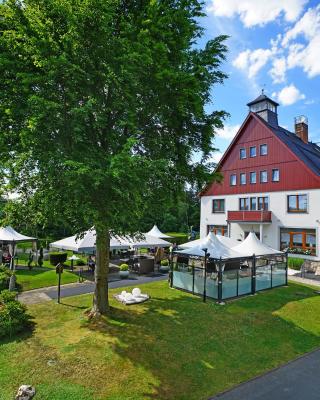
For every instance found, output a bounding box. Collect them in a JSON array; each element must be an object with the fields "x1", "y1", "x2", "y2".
[
  {"x1": 145, "y1": 225, "x2": 171, "y2": 239},
  {"x1": 50, "y1": 229, "x2": 130, "y2": 253},
  {"x1": 0, "y1": 226, "x2": 36, "y2": 271},
  {"x1": 232, "y1": 232, "x2": 282, "y2": 256},
  {"x1": 50, "y1": 229, "x2": 171, "y2": 253},
  {"x1": 0, "y1": 226, "x2": 36, "y2": 243},
  {"x1": 179, "y1": 233, "x2": 239, "y2": 249},
  {"x1": 176, "y1": 232, "x2": 241, "y2": 260},
  {"x1": 124, "y1": 234, "x2": 171, "y2": 249}
]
